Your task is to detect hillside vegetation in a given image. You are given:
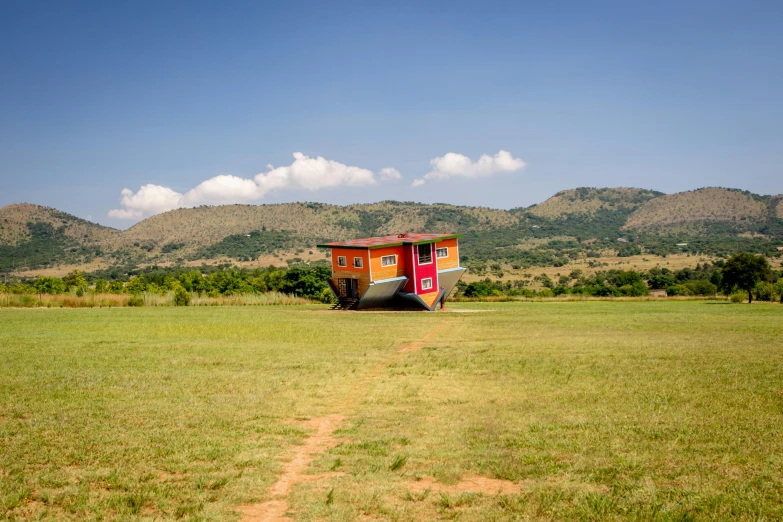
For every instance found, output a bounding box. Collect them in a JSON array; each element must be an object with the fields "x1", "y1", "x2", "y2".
[
  {"x1": 525, "y1": 187, "x2": 662, "y2": 218},
  {"x1": 2, "y1": 187, "x2": 782, "y2": 273},
  {"x1": 0, "y1": 203, "x2": 116, "y2": 246},
  {"x1": 624, "y1": 188, "x2": 769, "y2": 231}
]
